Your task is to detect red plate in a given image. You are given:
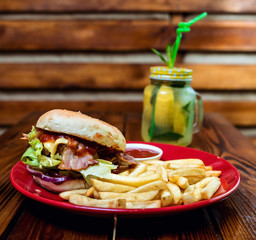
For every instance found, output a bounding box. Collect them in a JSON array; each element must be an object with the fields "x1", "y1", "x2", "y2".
[{"x1": 10, "y1": 142, "x2": 240, "y2": 217}]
